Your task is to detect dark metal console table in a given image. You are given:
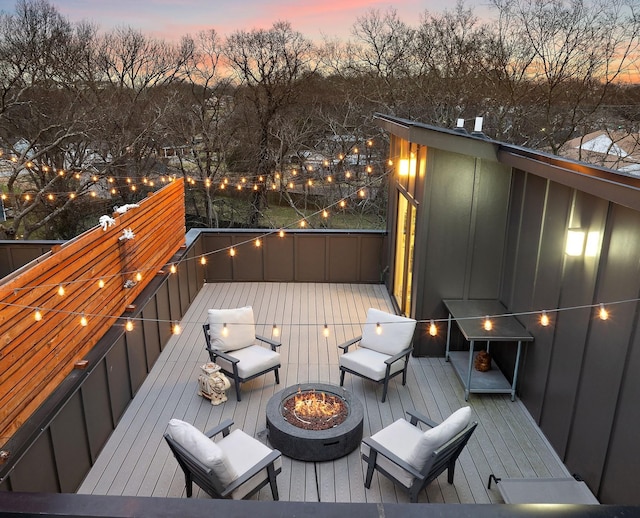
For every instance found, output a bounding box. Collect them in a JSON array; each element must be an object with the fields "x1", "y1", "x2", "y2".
[{"x1": 443, "y1": 299, "x2": 533, "y2": 401}]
